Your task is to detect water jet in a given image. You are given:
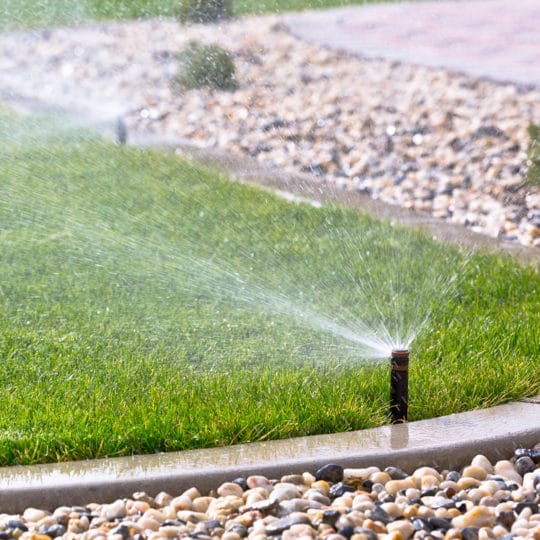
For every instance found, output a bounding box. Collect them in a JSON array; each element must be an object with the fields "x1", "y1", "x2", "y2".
[{"x1": 390, "y1": 349, "x2": 409, "y2": 423}]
